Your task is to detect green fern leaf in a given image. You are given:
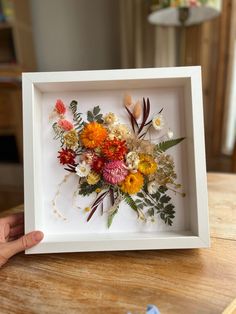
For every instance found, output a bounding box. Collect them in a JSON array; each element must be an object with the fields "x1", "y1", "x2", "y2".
[
  {"x1": 107, "y1": 208, "x2": 118, "y2": 228},
  {"x1": 155, "y1": 137, "x2": 185, "y2": 152},
  {"x1": 123, "y1": 193, "x2": 138, "y2": 212}
]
